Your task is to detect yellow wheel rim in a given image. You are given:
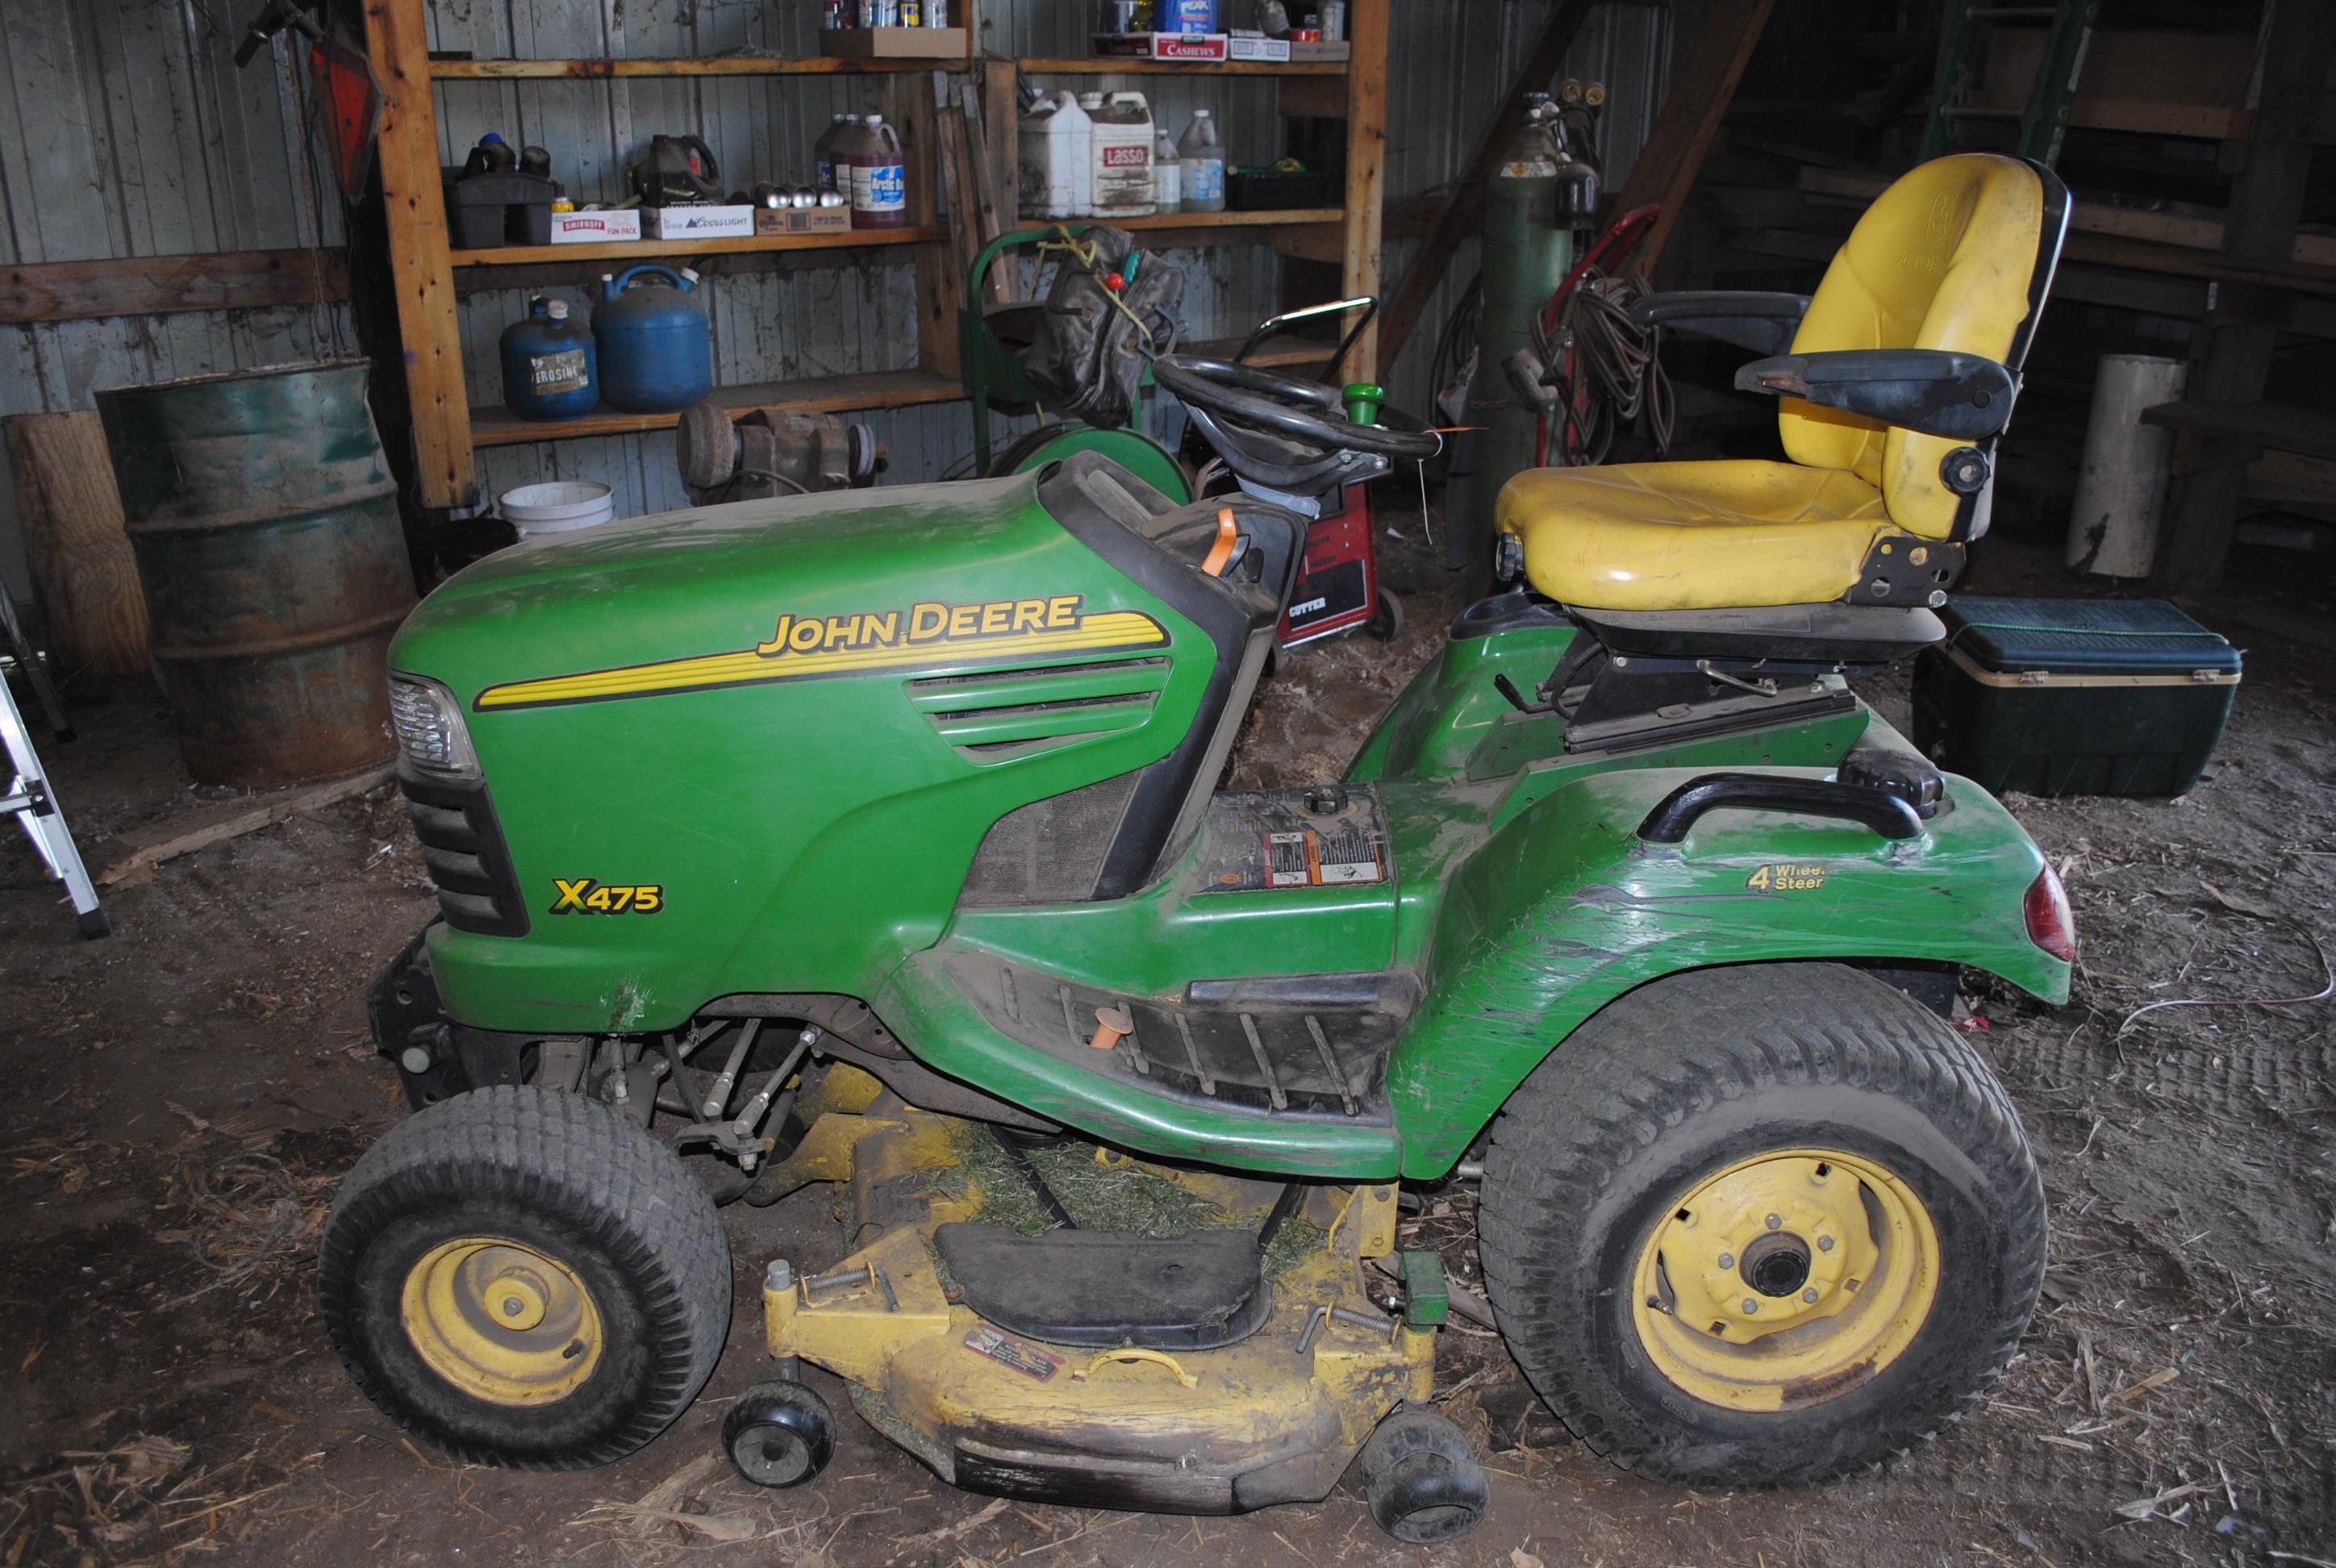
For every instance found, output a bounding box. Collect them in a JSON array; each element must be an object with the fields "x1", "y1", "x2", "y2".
[
  {"x1": 400, "y1": 1236, "x2": 604, "y2": 1407},
  {"x1": 1630, "y1": 1149, "x2": 1940, "y2": 1412}
]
